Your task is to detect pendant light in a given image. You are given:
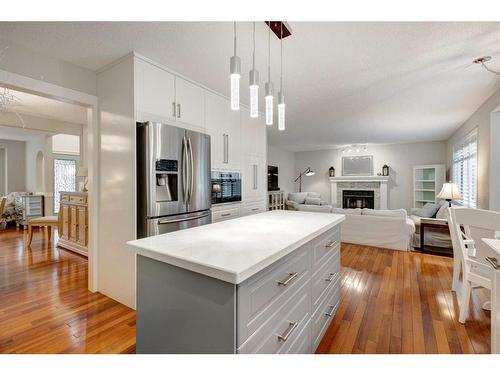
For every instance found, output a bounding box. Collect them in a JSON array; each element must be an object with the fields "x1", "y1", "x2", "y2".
[
  {"x1": 278, "y1": 23, "x2": 285, "y2": 131},
  {"x1": 249, "y1": 22, "x2": 259, "y2": 118},
  {"x1": 230, "y1": 22, "x2": 241, "y2": 111},
  {"x1": 265, "y1": 23, "x2": 273, "y2": 125}
]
